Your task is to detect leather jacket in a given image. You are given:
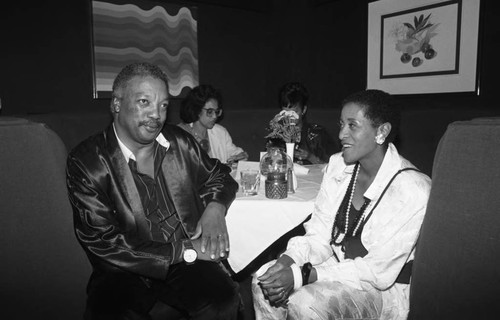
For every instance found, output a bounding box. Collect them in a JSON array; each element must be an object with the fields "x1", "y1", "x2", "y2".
[{"x1": 66, "y1": 124, "x2": 238, "y2": 280}]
